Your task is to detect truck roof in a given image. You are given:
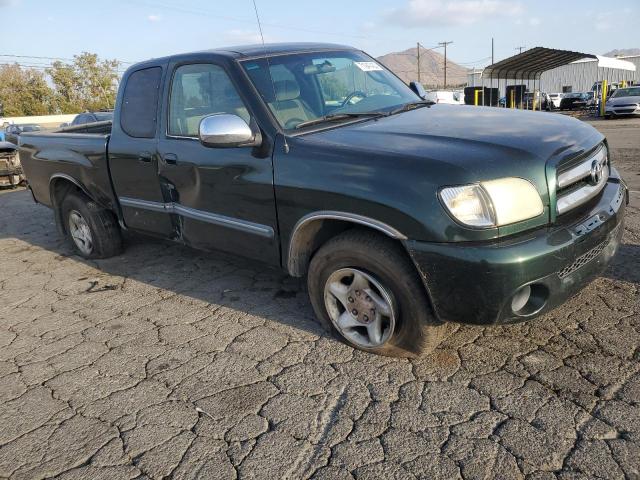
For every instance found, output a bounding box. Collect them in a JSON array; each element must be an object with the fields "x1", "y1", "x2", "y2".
[
  {"x1": 129, "y1": 42, "x2": 356, "y2": 70},
  {"x1": 211, "y1": 42, "x2": 355, "y2": 57}
]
